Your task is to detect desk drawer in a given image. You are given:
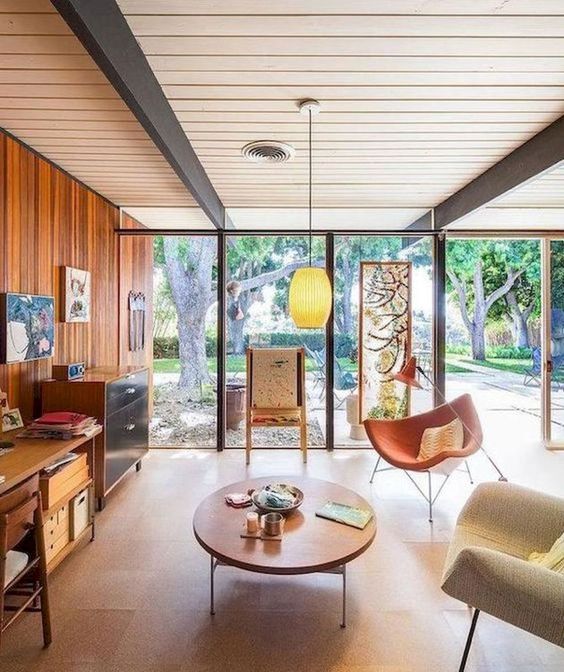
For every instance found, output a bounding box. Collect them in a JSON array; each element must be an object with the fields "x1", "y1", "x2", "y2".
[
  {"x1": 45, "y1": 527, "x2": 70, "y2": 564},
  {"x1": 44, "y1": 505, "x2": 69, "y2": 546},
  {"x1": 40, "y1": 453, "x2": 89, "y2": 510},
  {"x1": 106, "y1": 370, "x2": 148, "y2": 416}
]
